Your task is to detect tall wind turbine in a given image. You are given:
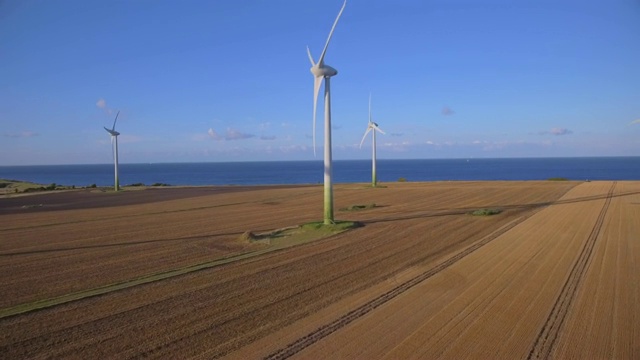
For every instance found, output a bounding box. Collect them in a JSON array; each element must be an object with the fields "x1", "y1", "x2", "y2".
[
  {"x1": 104, "y1": 111, "x2": 121, "y2": 191},
  {"x1": 308, "y1": 0, "x2": 346, "y2": 225},
  {"x1": 359, "y1": 94, "x2": 385, "y2": 187}
]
